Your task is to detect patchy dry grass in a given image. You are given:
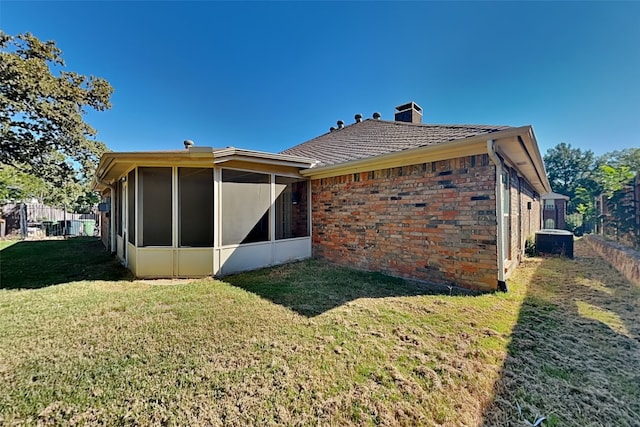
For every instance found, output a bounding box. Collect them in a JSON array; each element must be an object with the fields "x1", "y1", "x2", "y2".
[
  {"x1": 0, "y1": 238, "x2": 638, "y2": 426},
  {"x1": 482, "y1": 239, "x2": 640, "y2": 426}
]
